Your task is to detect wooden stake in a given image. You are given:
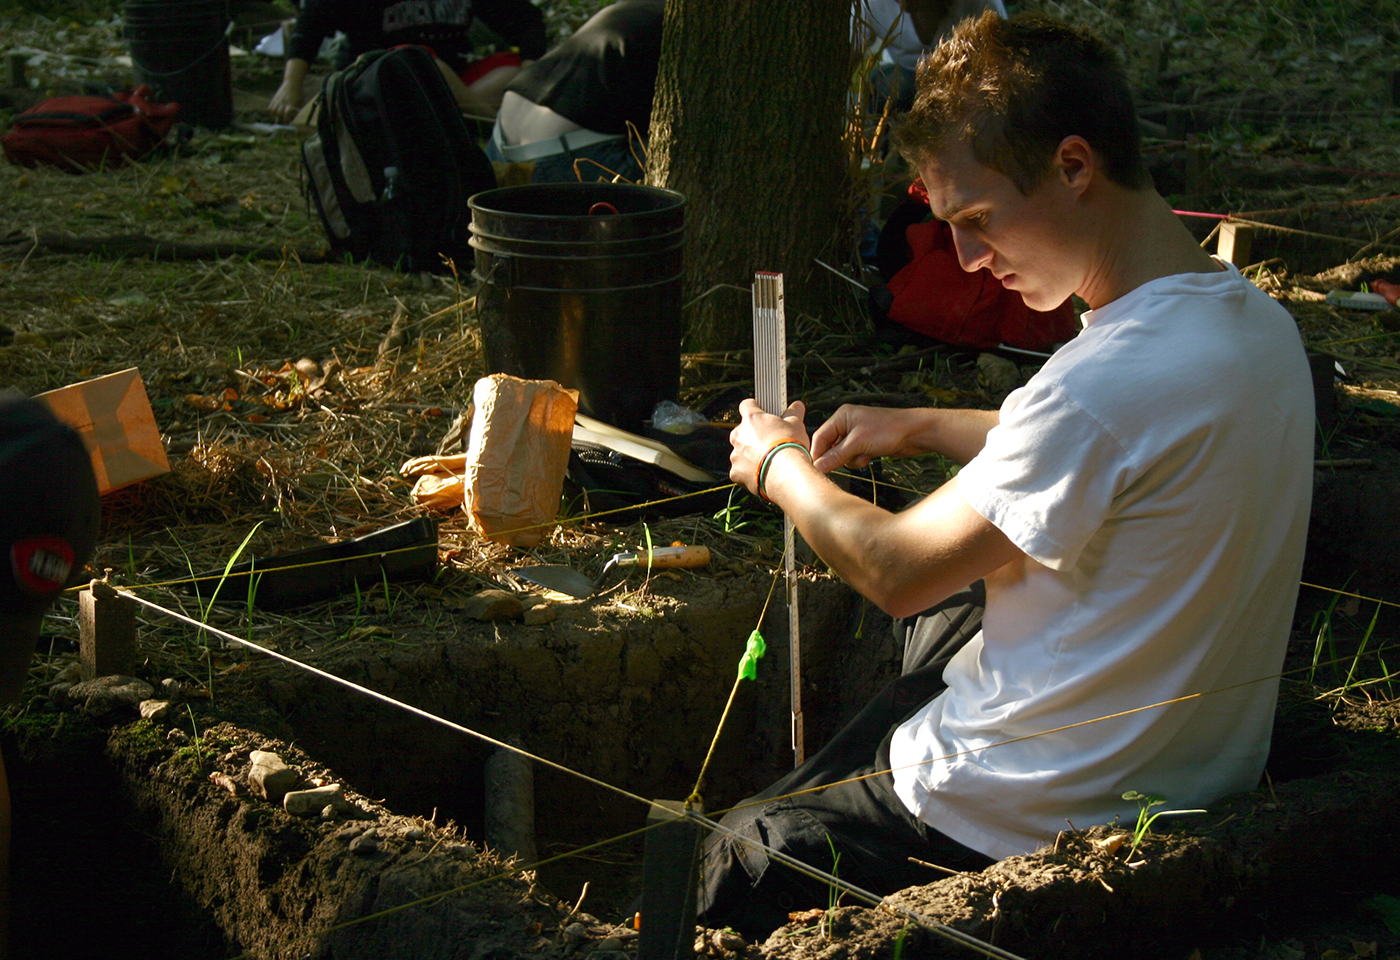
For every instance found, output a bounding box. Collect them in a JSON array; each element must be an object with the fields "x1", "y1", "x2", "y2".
[
  {"x1": 1217, "y1": 221, "x2": 1254, "y2": 268},
  {"x1": 79, "y1": 580, "x2": 136, "y2": 680},
  {"x1": 483, "y1": 742, "x2": 537, "y2": 863},
  {"x1": 638, "y1": 800, "x2": 703, "y2": 960}
]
